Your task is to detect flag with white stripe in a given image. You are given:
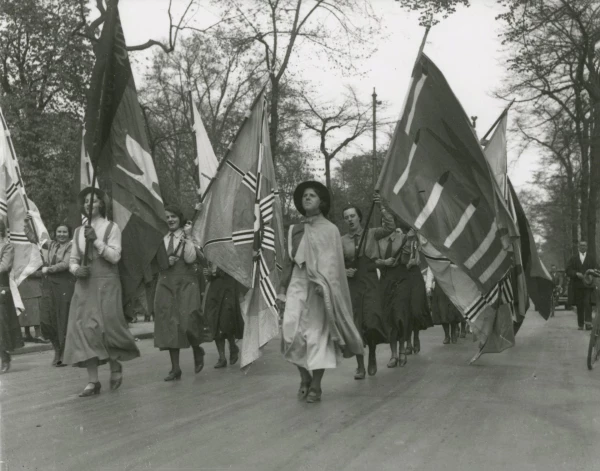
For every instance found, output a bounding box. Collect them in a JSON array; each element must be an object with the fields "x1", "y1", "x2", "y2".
[
  {"x1": 377, "y1": 53, "x2": 517, "y2": 294},
  {"x1": 192, "y1": 89, "x2": 285, "y2": 368},
  {"x1": 0, "y1": 107, "x2": 49, "y2": 313}
]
